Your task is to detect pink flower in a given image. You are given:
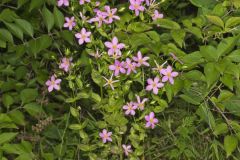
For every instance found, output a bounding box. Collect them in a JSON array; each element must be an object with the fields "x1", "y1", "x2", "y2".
[
  {"x1": 59, "y1": 57, "x2": 72, "y2": 72},
  {"x1": 129, "y1": 0, "x2": 145, "y2": 16},
  {"x1": 160, "y1": 66, "x2": 178, "y2": 84},
  {"x1": 134, "y1": 95, "x2": 148, "y2": 110},
  {"x1": 103, "y1": 74, "x2": 119, "y2": 90},
  {"x1": 109, "y1": 60, "x2": 126, "y2": 76},
  {"x1": 132, "y1": 51, "x2": 149, "y2": 67},
  {"x1": 125, "y1": 58, "x2": 137, "y2": 75},
  {"x1": 145, "y1": 0, "x2": 150, "y2": 6},
  {"x1": 123, "y1": 102, "x2": 138, "y2": 115},
  {"x1": 145, "y1": 112, "x2": 158, "y2": 129},
  {"x1": 95, "y1": 1, "x2": 100, "y2": 6},
  {"x1": 45, "y1": 75, "x2": 61, "y2": 92},
  {"x1": 146, "y1": 77, "x2": 164, "y2": 94},
  {"x1": 104, "y1": 37, "x2": 125, "y2": 56},
  {"x1": 63, "y1": 17, "x2": 76, "y2": 30},
  {"x1": 122, "y1": 144, "x2": 133, "y2": 156},
  {"x1": 57, "y1": 0, "x2": 69, "y2": 7},
  {"x1": 75, "y1": 28, "x2": 91, "y2": 45},
  {"x1": 152, "y1": 10, "x2": 164, "y2": 21},
  {"x1": 99, "y1": 129, "x2": 112, "y2": 143},
  {"x1": 89, "y1": 11, "x2": 106, "y2": 27},
  {"x1": 102, "y1": 6, "x2": 120, "y2": 24},
  {"x1": 79, "y1": 0, "x2": 90, "y2": 5},
  {"x1": 152, "y1": 60, "x2": 167, "y2": 74}
]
